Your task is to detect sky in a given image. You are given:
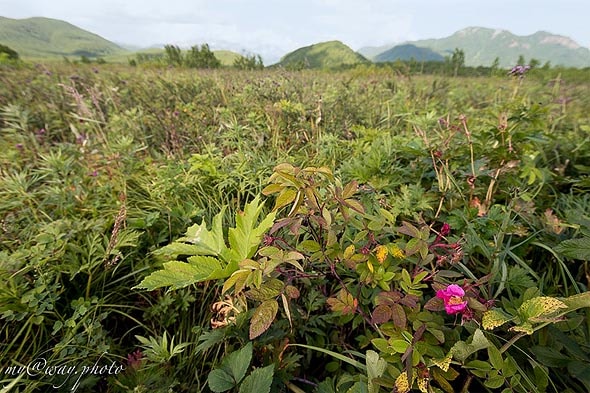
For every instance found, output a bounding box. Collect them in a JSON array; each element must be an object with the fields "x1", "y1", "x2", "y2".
[{"x1": 1, "y1": 0, "x2": 589, "y2": 63}]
